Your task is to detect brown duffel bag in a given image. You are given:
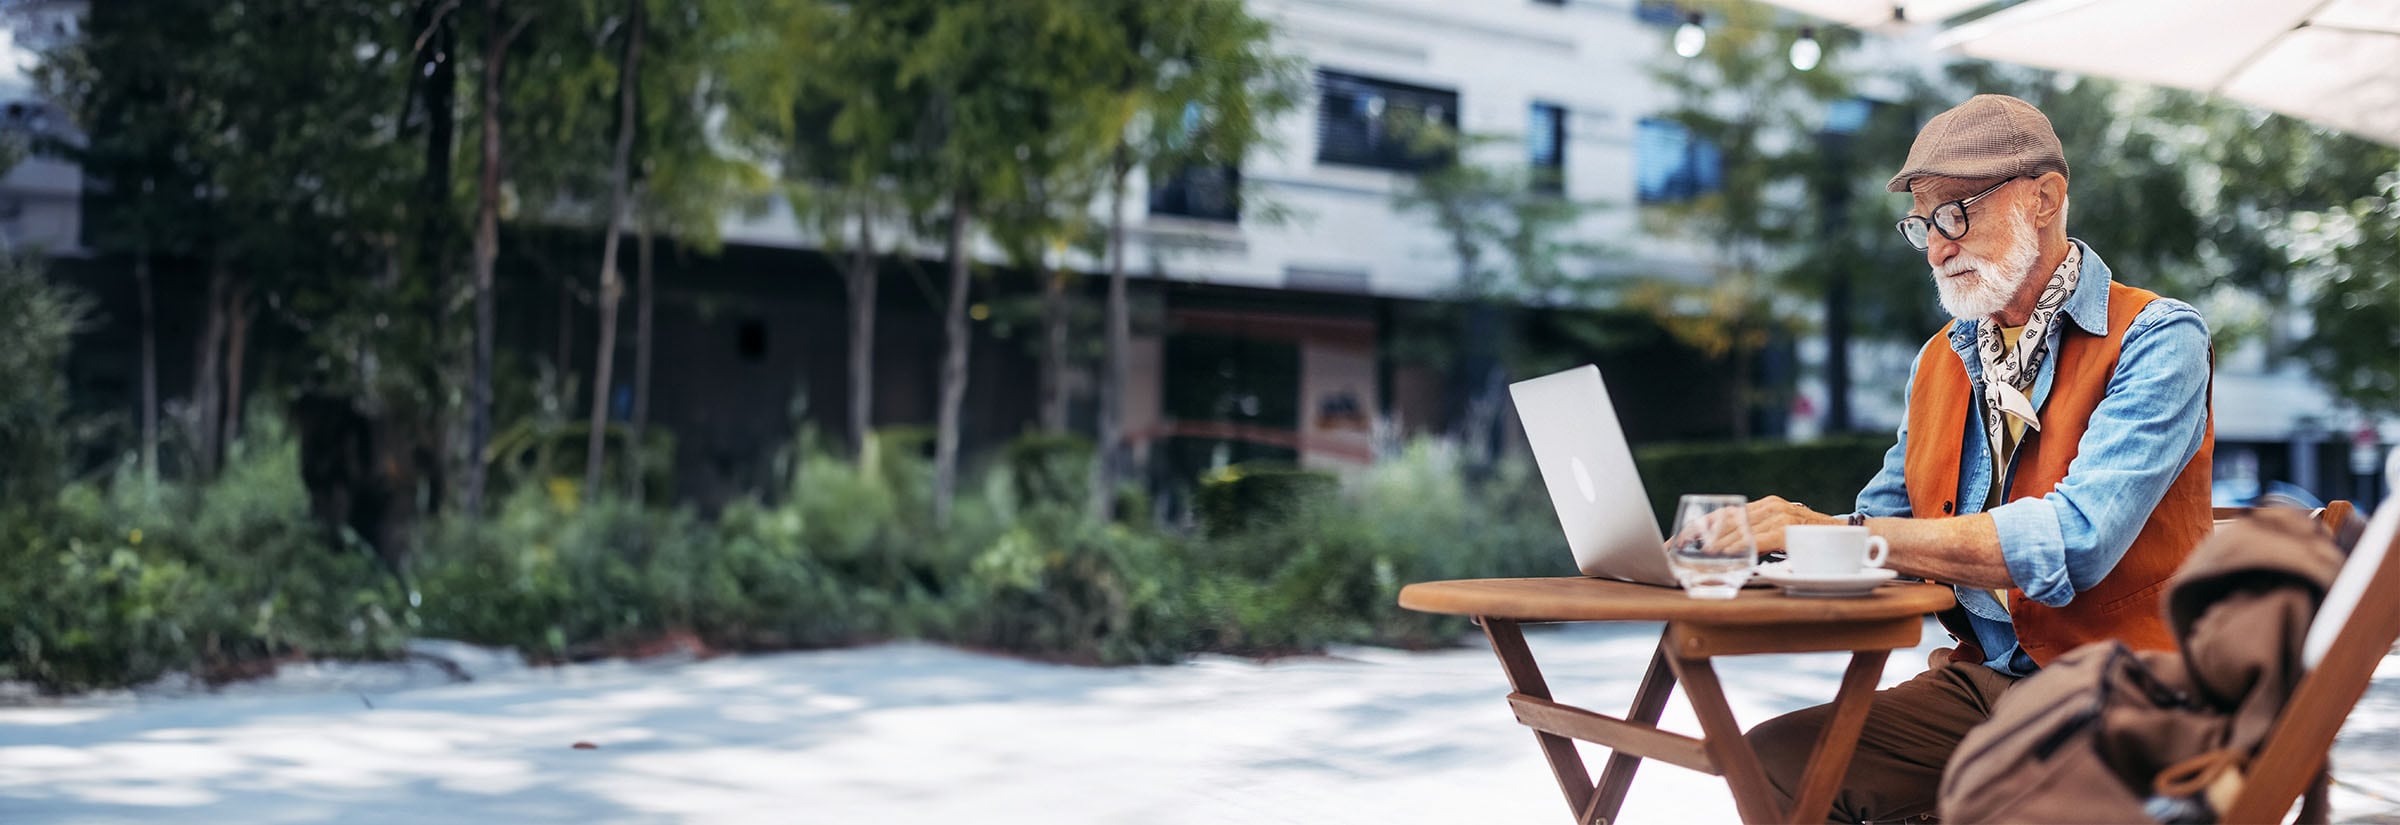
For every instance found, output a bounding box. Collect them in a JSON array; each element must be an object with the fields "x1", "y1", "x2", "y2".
[{"x1": 1938, "y1": 509, "x2": 2347, "y2": 823}]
